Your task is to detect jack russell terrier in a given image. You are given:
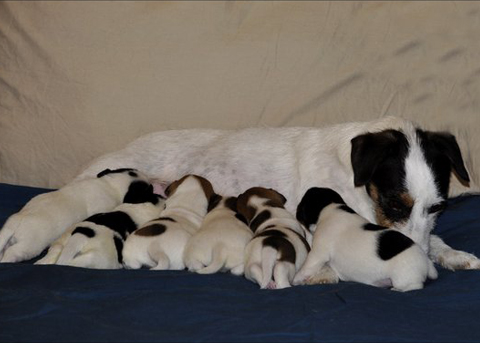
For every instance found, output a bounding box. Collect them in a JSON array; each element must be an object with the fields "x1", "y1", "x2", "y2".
[
  {"x1": 184, "y1": 196, "x2": 253, "y2": 275},
  {"x1": 122, "y1": 174, "x2": 216, "y2": 270},
  {"x1": 2, "y1": 117, "x2": 477, "y2": 275},
  {"x1": 0, "y1": 168, "x2": 154, "y2": 263},
  {"x1": 237, "y1": 187, "x2": 312, "y2": 289},
  {"x1": 293, "y1": 187, "x2": 438, "y2": 291},
  {"x1": 36, "y1": 188, "x2": 164, "y2": 269}
]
